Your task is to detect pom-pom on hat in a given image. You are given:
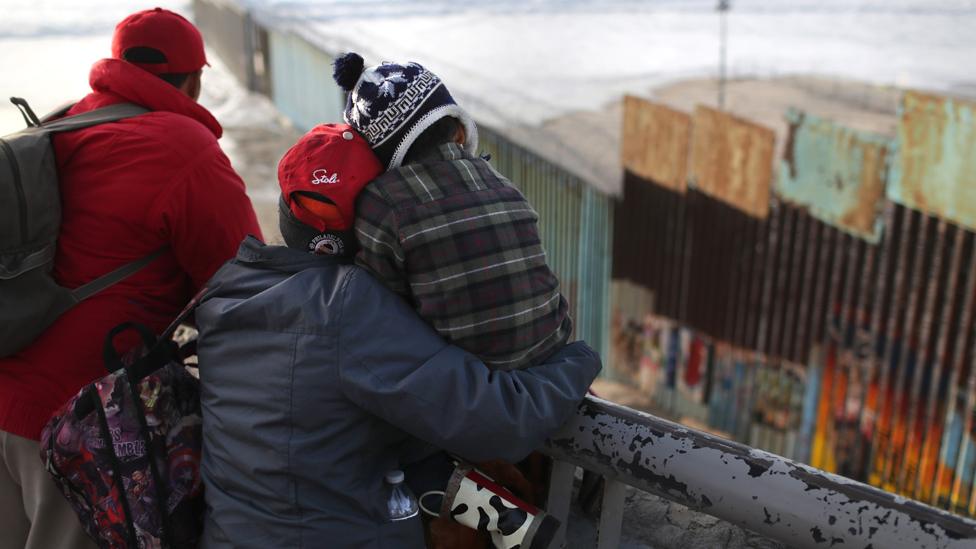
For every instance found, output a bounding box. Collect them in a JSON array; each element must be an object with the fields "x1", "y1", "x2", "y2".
[
  {"x1": 277, "y1": 124, "x2": 383, "y2": 256},
  {"x1": 333, "y1": 52, "x2": 478, "y2": 170},
  {"x1": 112, "y1": 8, "x2": 208, "y2": 75}
]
